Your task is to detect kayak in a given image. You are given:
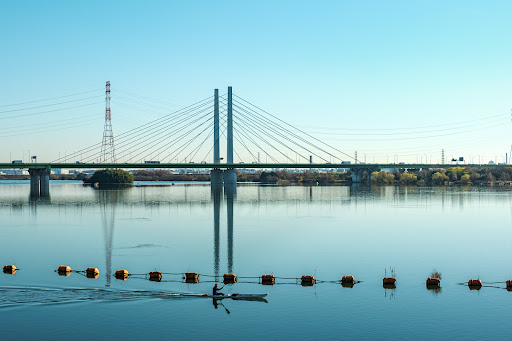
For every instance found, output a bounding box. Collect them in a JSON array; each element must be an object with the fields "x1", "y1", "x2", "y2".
[{"x1": 184, "y1": 293, "x2": 268, "y2": 299}]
